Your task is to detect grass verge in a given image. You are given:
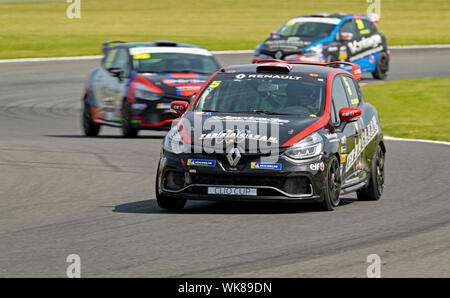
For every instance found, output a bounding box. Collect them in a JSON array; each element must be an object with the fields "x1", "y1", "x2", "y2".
[
  {"x1": 0, "y1": 0, "x2": 449, "y2": 59},
  {"x1": 361, "y1": 77, "x2": 450, "y2": 141}
]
